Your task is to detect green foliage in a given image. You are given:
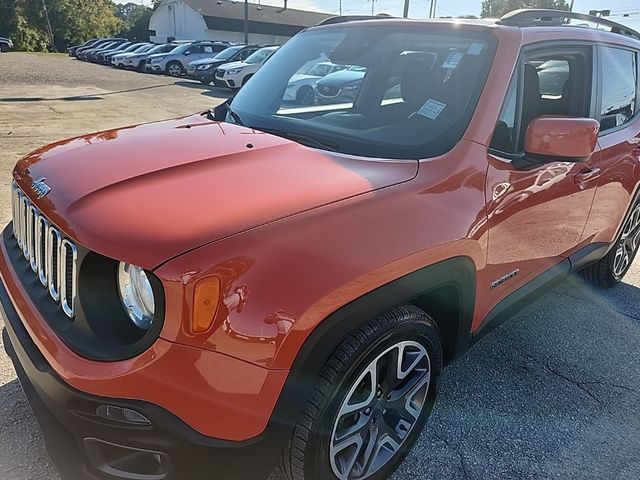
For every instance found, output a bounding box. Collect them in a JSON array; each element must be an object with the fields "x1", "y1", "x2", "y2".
[
  {"x1": 0, "y1": 0, "x2": 122, "y2": 52},
  {"x1": 115, "y1": 2, "x2": 153, "y2": 41},
  {"x1": 481, "y1": 0, "x2": 570, "y2": 18}
]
